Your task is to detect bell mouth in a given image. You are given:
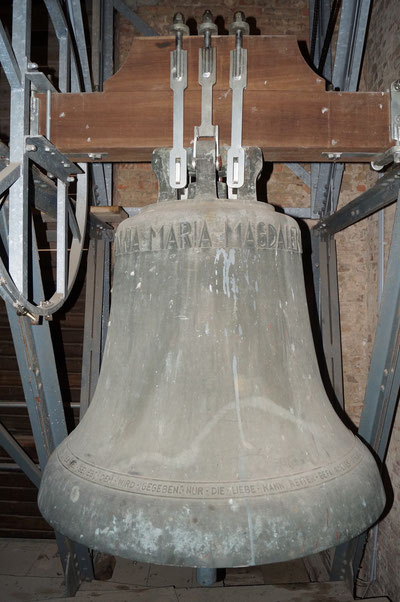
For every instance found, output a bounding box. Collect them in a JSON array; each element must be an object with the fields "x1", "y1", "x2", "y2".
[{"x1": 38, "y1": 436, "x2": 385, "y2": 568}]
